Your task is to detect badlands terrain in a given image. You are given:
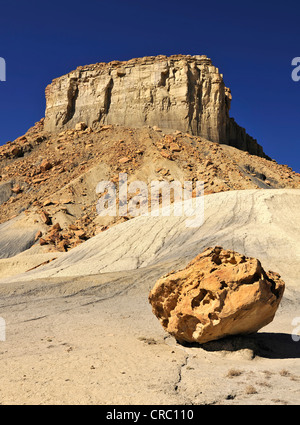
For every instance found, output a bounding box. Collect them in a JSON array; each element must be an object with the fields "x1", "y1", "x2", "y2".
[{"x1": 0, "y1": 54, "x2": 299, "y2": 405}]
